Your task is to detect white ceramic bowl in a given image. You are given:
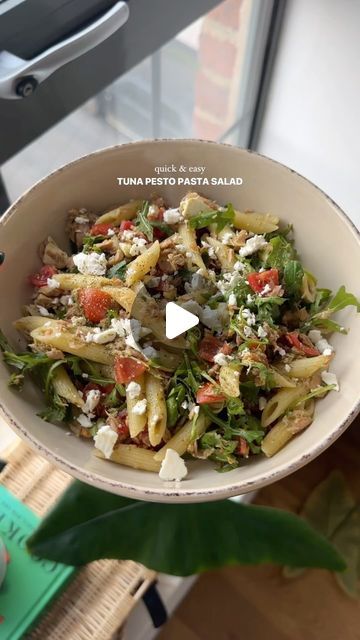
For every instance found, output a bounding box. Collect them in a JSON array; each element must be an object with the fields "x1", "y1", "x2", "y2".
[{"x1": 0, "y1": 140, "x2": 359, "y2": 503}]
